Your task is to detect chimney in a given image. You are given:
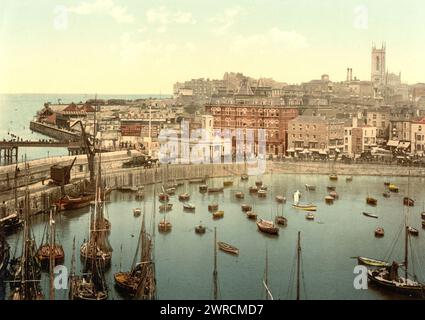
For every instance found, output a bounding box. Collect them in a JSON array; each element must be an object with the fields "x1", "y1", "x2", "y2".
[
  {"x1": 349, "y1": 68, "x2": 353, "y2": 82},
  {"x1": 347, "y1": 68, "x2": 350, "y2": 82}
]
